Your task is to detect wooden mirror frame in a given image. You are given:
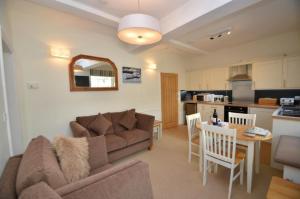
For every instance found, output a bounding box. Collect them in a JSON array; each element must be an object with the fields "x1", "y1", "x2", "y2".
[{"x1": 69, "y1": 54, "x2": 119, "y2": 91}]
